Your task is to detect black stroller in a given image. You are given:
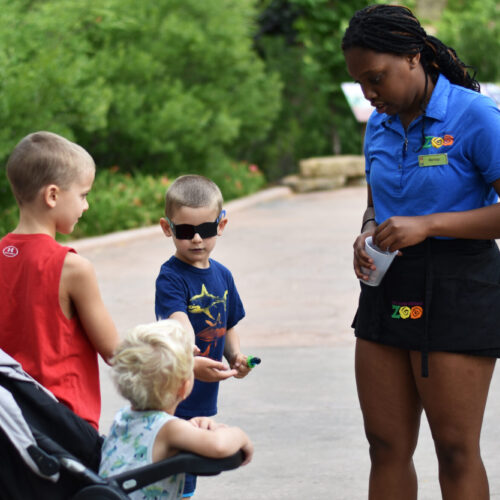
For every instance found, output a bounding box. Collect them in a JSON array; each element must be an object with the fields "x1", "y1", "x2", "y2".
[{"x1": 0, "y1": 349, "x2": 243, "y2": 499}]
